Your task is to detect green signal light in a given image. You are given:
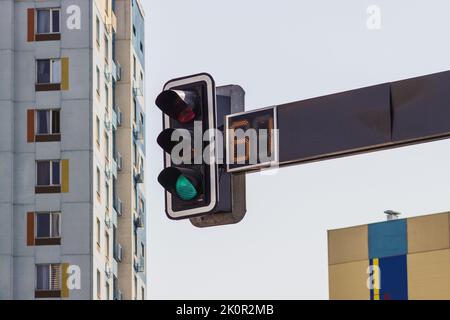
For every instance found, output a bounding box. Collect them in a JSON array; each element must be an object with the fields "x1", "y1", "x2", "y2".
[{"x1": 175, "y1": 175, "x2": 198, "y2": 201}]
